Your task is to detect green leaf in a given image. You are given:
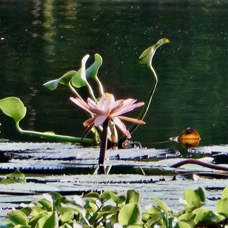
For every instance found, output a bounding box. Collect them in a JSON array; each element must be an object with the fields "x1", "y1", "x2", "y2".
[
  {"x1": 192, "y1": 208, "x2": 212, "y2": 224},
  {"x1": 0, "y1": 97, "x2": 26, "y2": 124},
  {"x1": 151, "y1": 197, "x2": 169, "y2": 215},
  {"x1": 43, "y1": 70, "x2": 77, "y2": 90},
  {"x1": 59, "y1": 224, "x2": 72, "y2": 228},
  {"x1": 60, "y1": 211, "x2": 73, "y2": 223},
  {"x1": 109, "y1": 191, "x2": 126, "y2": 205},
  {"x1": 126, "y1": 190, "x2": 140, "y2": 204},
  {"x1": 56, "y1": 196, "x2": 86, "y2": 217},
  {"x1": 86, "y1": 53, "x2": 103, "y2": 79},
  {"x1": 1, "y1": 169, "x2": 26, "y2": 184},
  {"x1": 118, "y1": 203, "x2": 141, "y2": 225},
  {"x1": 71, "y1": 55, "x2": 89, "y2": 88},
  {"x1": 143, "y1": 211, "x2": 164, "y2": 225},
  {"x1": 216, "y1": 197, "x2": 228, "y2": 217},
  {"x1": 71, "y1": 69, "x2": 87, "y2": 88},
  {"x1": 221, "y1": 186, "x2": 228, "y2": 199},
  {"x1": 38, "y1": 199, "x2": 53, "y2": 211},
  {"x1": 6, "y1": 210, "x2": 29, "y2": 225},
  {"x1": 37, "y1": 212, "x2": 58, "y2": 228},
  {"x1": 184, "y1": 188, "x2": 205, "y2": 209},
  {"x1": 44, "y1": 192, "x2": 62, "y2": 204},
  {"x1": 101, "y1": 191, "x2": 116, "y2": 203},
  {"x1": 195, "y1": 187, "x2": 206, "y2": 203},
  {"x1": 138, "y1": 38, "x2": 170, "y2": 66},
  {"x1": 177, "y1": 221, "x2": 191, "y2": 228},
  {"x1": 84, "y1": 192, "x2": 100, "y2": 200}
]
